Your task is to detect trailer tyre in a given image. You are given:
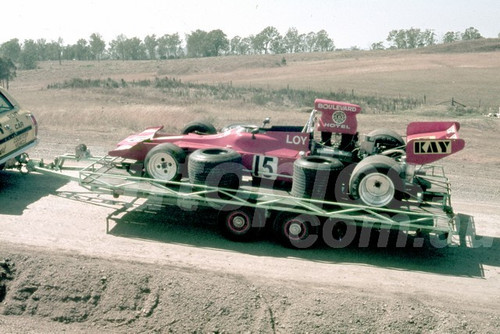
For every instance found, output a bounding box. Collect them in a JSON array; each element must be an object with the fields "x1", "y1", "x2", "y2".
[
  {"x1": 291, "y1": 156, "x2": 344, "y2": 201},
  {"x1": 218, "y1": 206, "x2": 266, "y2": 241},
  {"x1": 349, "y1": 155, "x2": 404, "y2": 208},
  {"x1": 188, "y1": 148, "x2": 242, "y2": 189},
  {"x1": 145, "y1": 143, "x2": 186, "y2": 181},
  {"x1": 273, "y1": 212, "x2": 320, "y2": 249},
  {"x1": 181, "y1": 121, "x2": 217, "y2": 135}
]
